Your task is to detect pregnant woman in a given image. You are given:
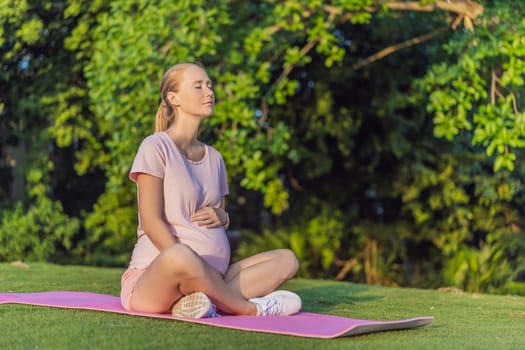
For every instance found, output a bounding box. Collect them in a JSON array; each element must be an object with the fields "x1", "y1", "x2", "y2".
[{"x1": 120, "y1": 62, "x2": 302, "y2": 318}]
